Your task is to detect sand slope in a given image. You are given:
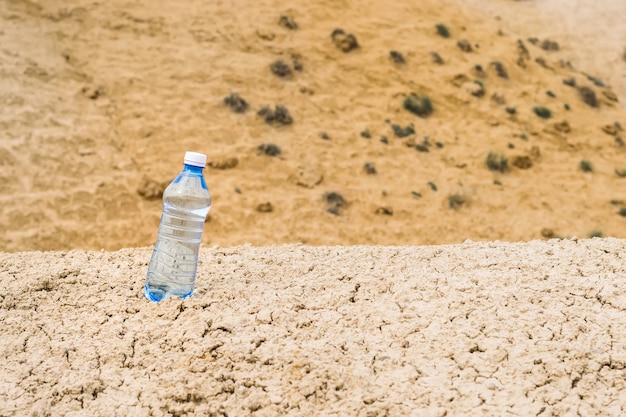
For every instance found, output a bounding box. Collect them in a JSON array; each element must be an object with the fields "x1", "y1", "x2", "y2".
[
  {"x1": 462, "y1": 0, "x2": 626, "y2": 103},
  {"x1": 2, "y1": 238, "x2": 626, "y2": 416},
  {"x1": 1, "y1": 0, "x2": 626, "y2": 251}
]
